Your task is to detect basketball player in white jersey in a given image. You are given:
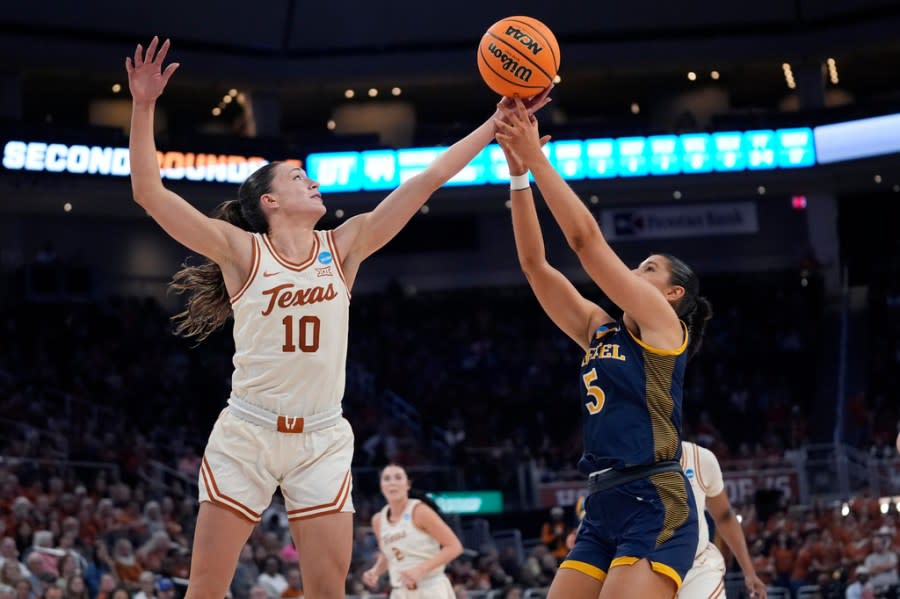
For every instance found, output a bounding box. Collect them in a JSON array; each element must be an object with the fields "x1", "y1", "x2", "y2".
[
  {"x1": 125, "y1": 37, "x2": 551, "y2": 599},
  {"x1": 362, "y1": 465, "x2": 462, "y2": 598},
  {"x1": 678, "y1": 441, "x2": 767, "y2": 599}
]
